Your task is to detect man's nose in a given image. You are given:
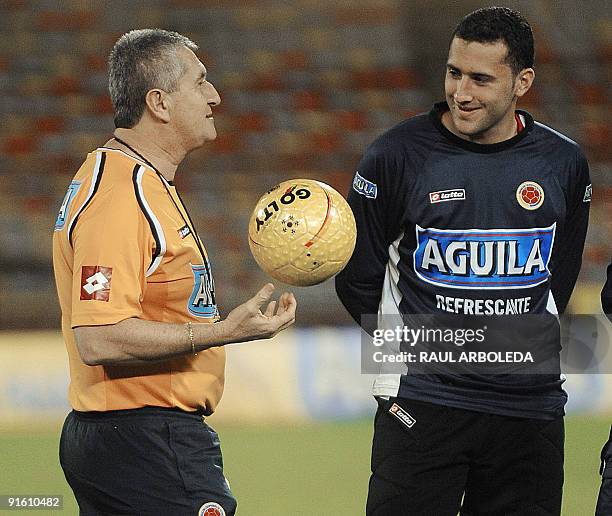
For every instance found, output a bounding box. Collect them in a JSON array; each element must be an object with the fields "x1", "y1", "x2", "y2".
[
  {"x1": 454, "y1": 77, "x2": 473, "y2": 103},
  {"x1": 208, "y1": 83, "x2": 221, "y2": 107}
]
